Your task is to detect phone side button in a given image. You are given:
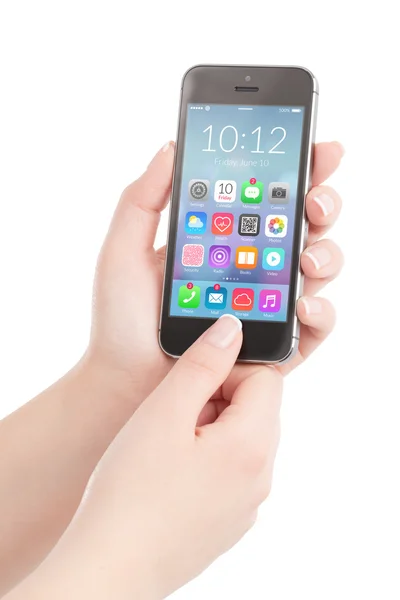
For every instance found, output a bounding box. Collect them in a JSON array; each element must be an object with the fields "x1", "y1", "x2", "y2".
[
  {"x1": 294, "y1": 285, "x2": 304, "y2": 340},
  {"x1": 292, "y1": 336, "x2": 300, "y2": 357},
  {"x1": 304, "y1": 221, "x2": 309, "y2": 247},
  {"x1": 297, "y1": 273, "x2": 305, "y2": 298},
  {"x1": 293, "y1": 316, "x2": 301, "y2": 339}
]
